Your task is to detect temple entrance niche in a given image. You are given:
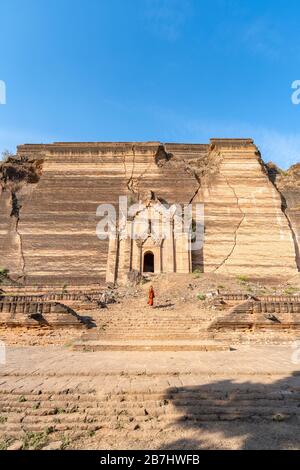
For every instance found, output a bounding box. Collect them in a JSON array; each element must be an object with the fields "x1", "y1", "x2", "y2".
[
  {"x1": 143, "y1": 251, "x2": 154, "y2": 273},
  {"x1": 106, "y1": 190, "x2": 192, "y2": 284}
]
